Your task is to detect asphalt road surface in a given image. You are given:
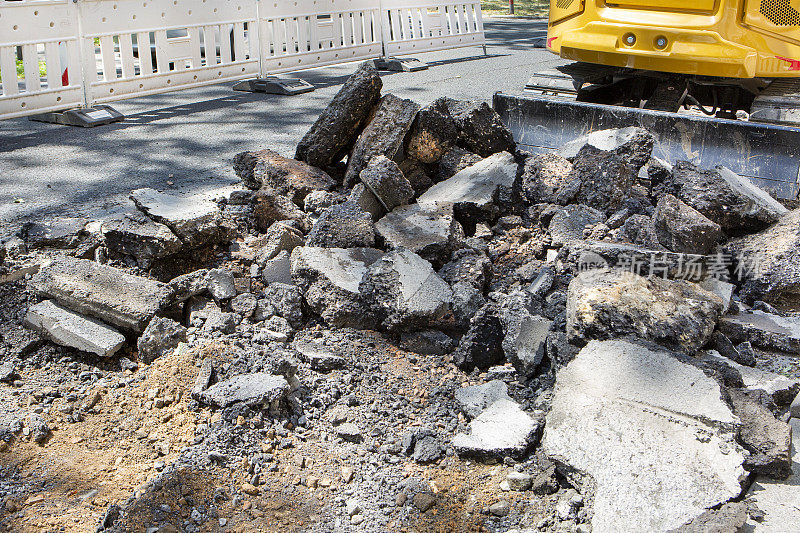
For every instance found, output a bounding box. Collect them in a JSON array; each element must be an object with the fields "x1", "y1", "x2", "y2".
[{"x1": 0, "y1": 18, "x2": 562, "y2": 235}]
